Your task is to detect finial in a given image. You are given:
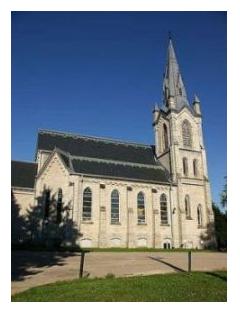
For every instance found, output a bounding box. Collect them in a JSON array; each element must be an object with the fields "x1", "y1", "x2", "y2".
[
  {"x1": 153, "y1": 102, "x2": 159, "y2": 111},
  {"x1": 168, "y1": 31, "x2": 172, "y2": 40},
  {"x1": 194, "y1": 94, "x2": 200, "y2": 103},
  {"x1": 193, "y1": 94, "x2": 201, "y2": 115}
]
